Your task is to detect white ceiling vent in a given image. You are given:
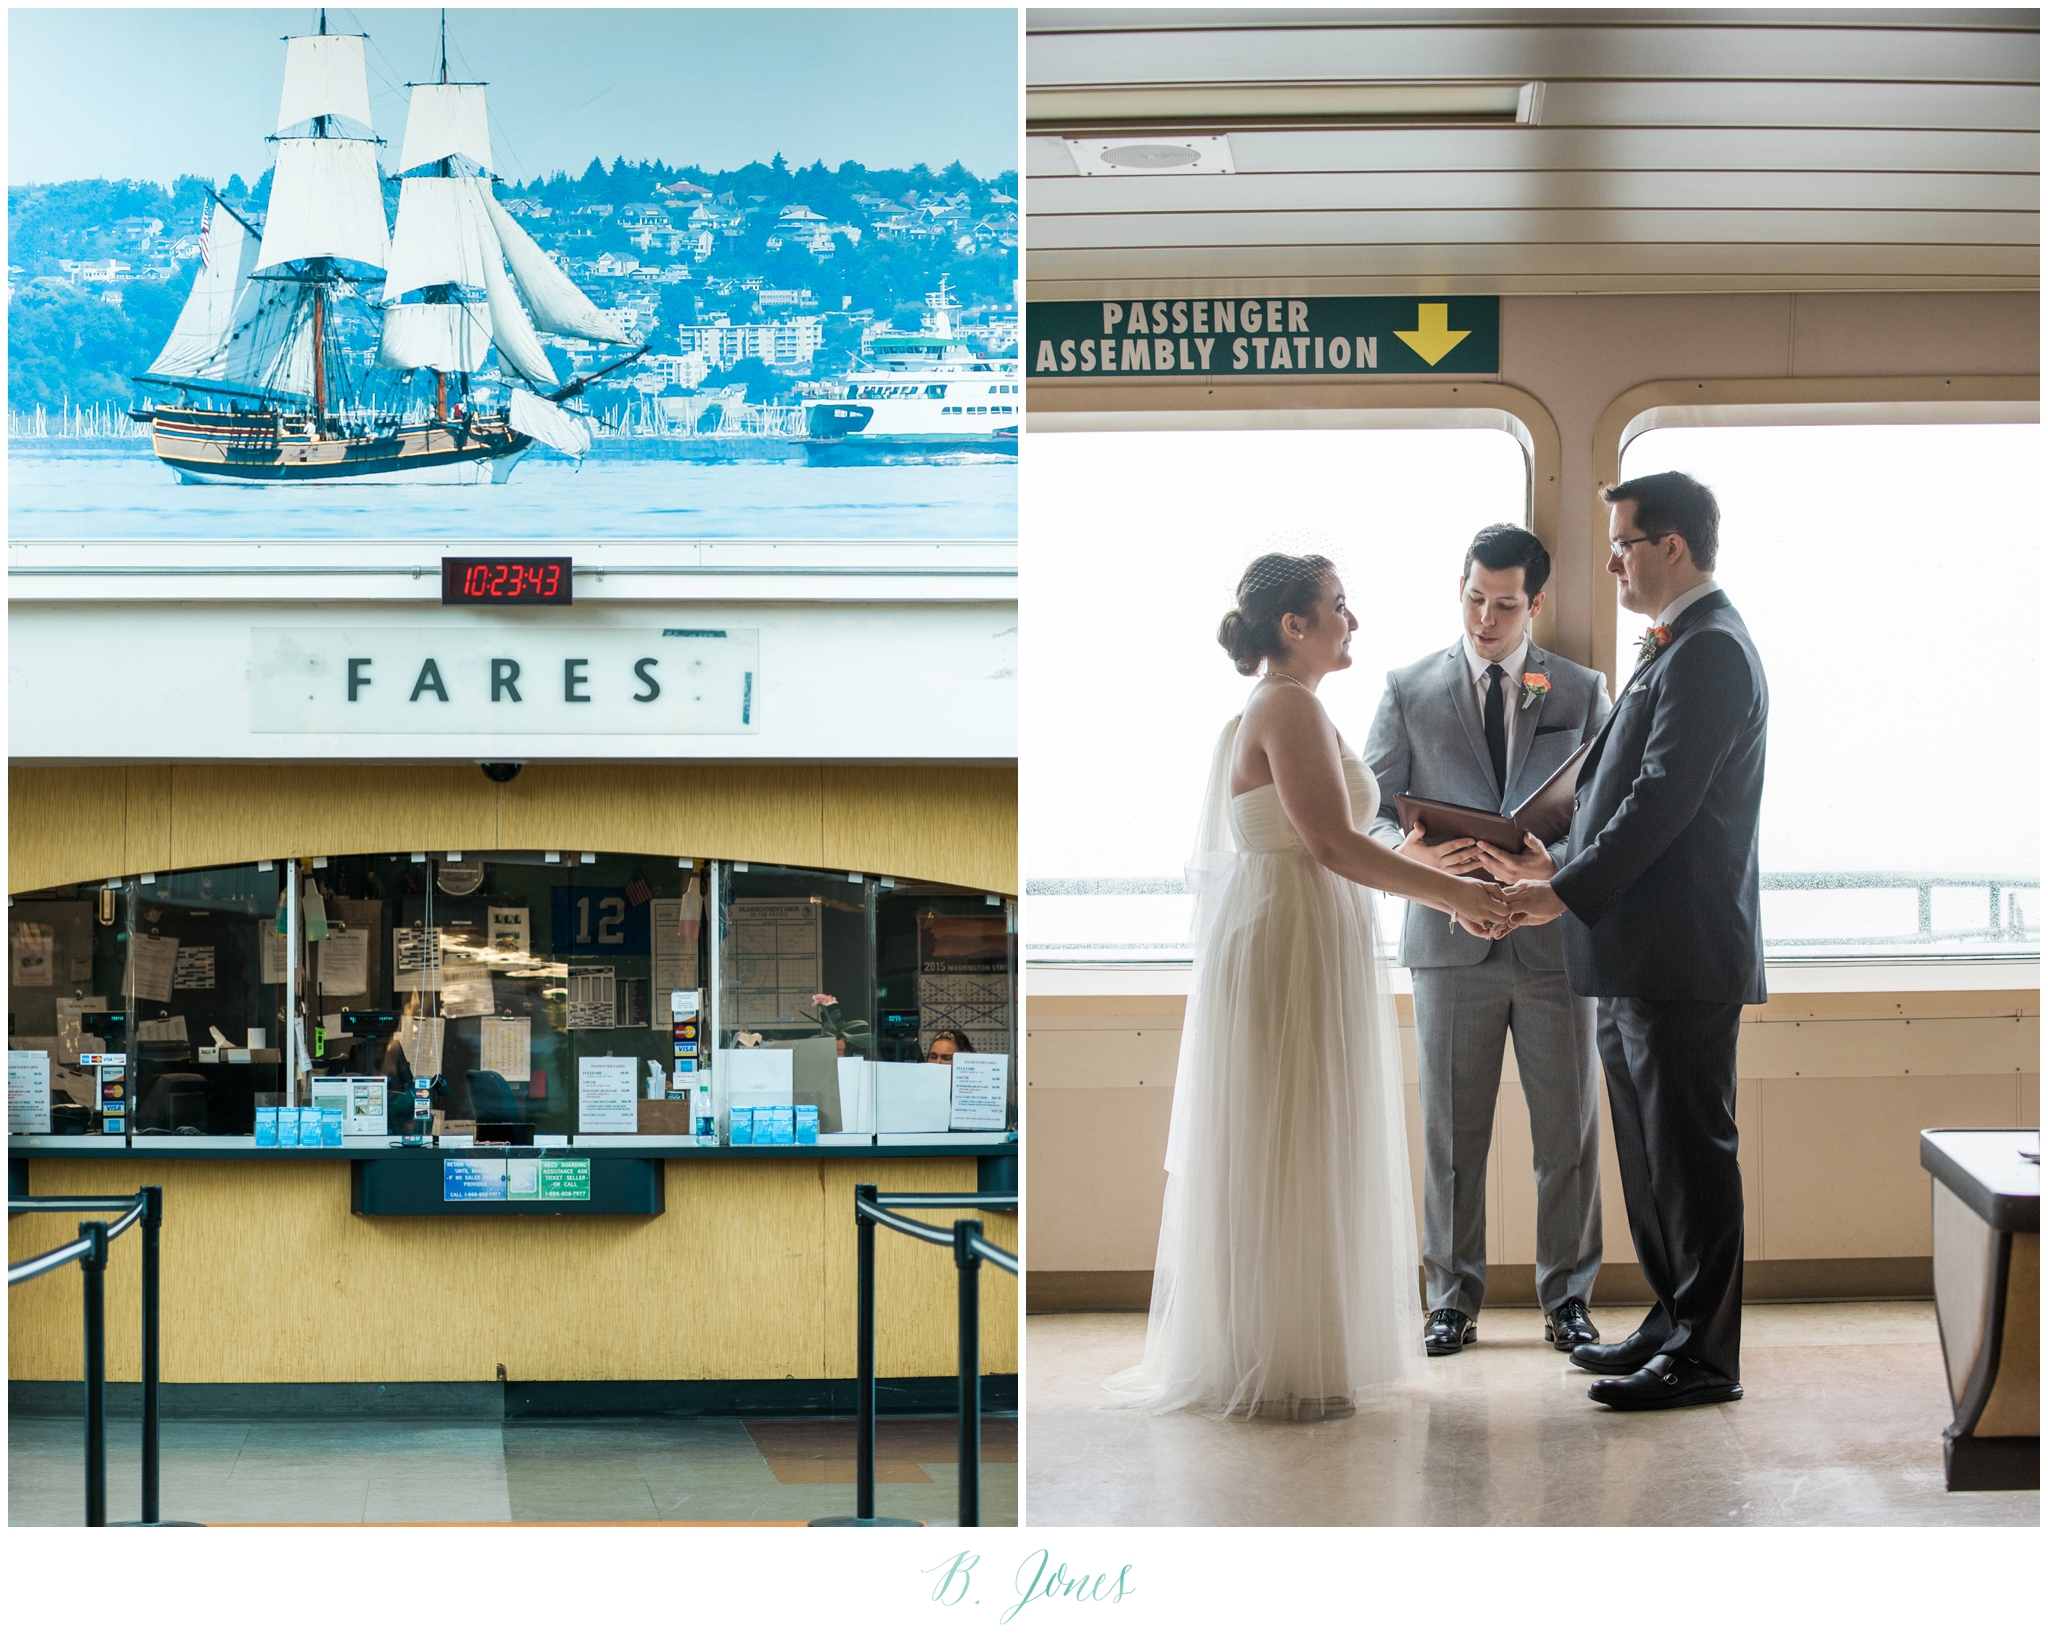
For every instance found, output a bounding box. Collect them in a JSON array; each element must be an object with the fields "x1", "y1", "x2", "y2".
[{"x1": 1066, "y1": 135, "x2": 1235, "y2": 176}]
